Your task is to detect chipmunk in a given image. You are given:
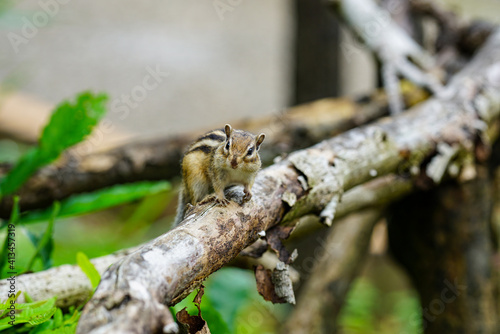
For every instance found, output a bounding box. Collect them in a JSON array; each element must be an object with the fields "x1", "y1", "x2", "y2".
[{"x1": 174, "y1": 124, "x2": 265, "y2": 226}]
